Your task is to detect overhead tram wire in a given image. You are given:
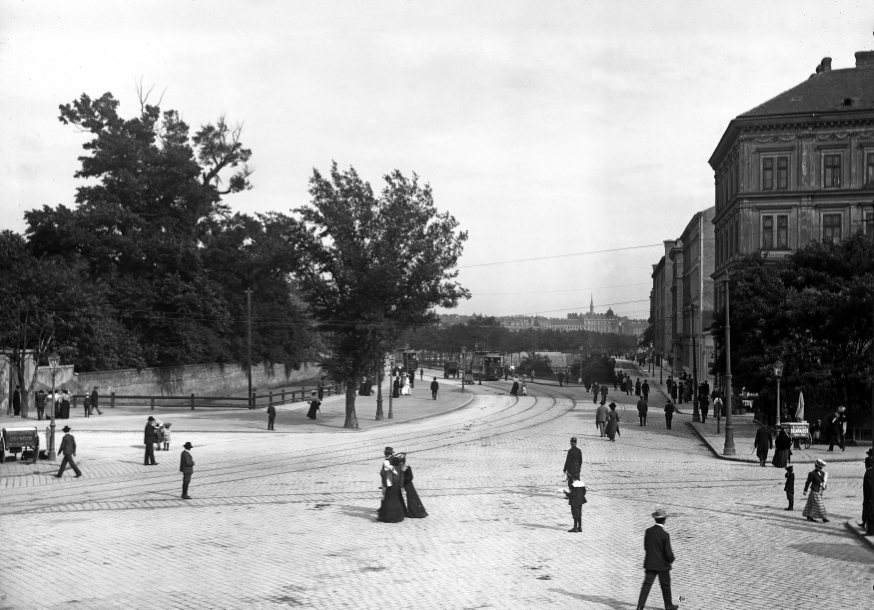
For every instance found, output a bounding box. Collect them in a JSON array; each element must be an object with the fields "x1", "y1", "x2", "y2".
[{"x1": 459, "y1": 243, "x2": 664, "y2": 269}]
